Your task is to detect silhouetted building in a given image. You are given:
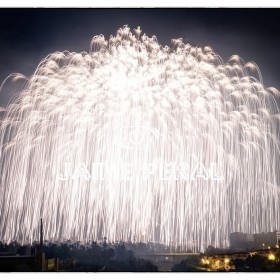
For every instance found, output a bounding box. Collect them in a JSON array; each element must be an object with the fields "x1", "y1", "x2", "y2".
[
  {"x1": 229, "y1": 232, "x2": 254, "y2": 251},
  {"x1": 0, "y1": 252, "x2": 59, "y2": 272},
  {"x1": 0, "y1": 219, "x2": 59, "y2": 272},
  {"x1": 254, "y1": 231, "x2": 280, "y2": 249}
]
